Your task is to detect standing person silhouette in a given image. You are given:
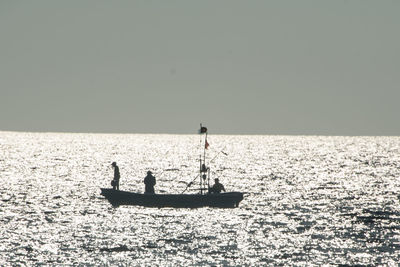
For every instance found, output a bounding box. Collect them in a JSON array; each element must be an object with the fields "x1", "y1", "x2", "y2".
[
  {"x1": 144, "y1": 171, "x2": 156, "y2": 194},
  {"x1": 111, "y1": 162, "x2": 120, "y2": 190}
]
